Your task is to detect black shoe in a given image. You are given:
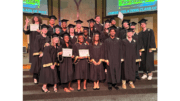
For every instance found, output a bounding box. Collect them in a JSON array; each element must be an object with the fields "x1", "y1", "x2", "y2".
[
  {"x1": 96, "y1": 87, "x2": 100, "y2": 90},
  {"x1": 136, "y1": 76, "x2": 141, "y2": 80},
  {"x1": 93, "y1": 87, "x2": 97, "y2": 90},
  {"x1": 114, "y1": 85, "x2": 119, "y2": 90},
  {"x1": 108, "y1": 86, "x2": 112, "y2": 91},
  {"x1": 77, "y1": 89, "x2": 81, "y2": 91},
  {"x1": 83, "y1": 89, "x2": 87, "y2": 91}
]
